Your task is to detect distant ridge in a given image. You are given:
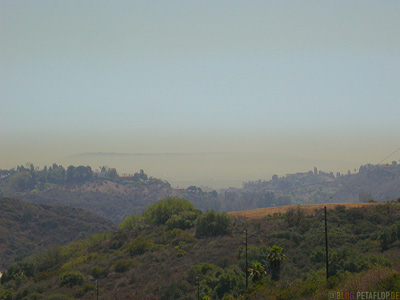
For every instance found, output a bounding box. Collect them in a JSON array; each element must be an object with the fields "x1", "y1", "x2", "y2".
[{"x1": 69, "y1": 151, "x2": 257, "y2": 157}]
